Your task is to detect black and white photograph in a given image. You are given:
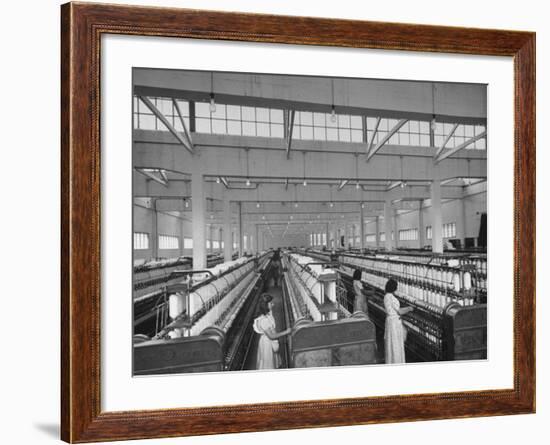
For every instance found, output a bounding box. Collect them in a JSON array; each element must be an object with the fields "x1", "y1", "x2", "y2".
[{"x1": 132, "y1": 69, "x2": 487, "y2": 375}]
